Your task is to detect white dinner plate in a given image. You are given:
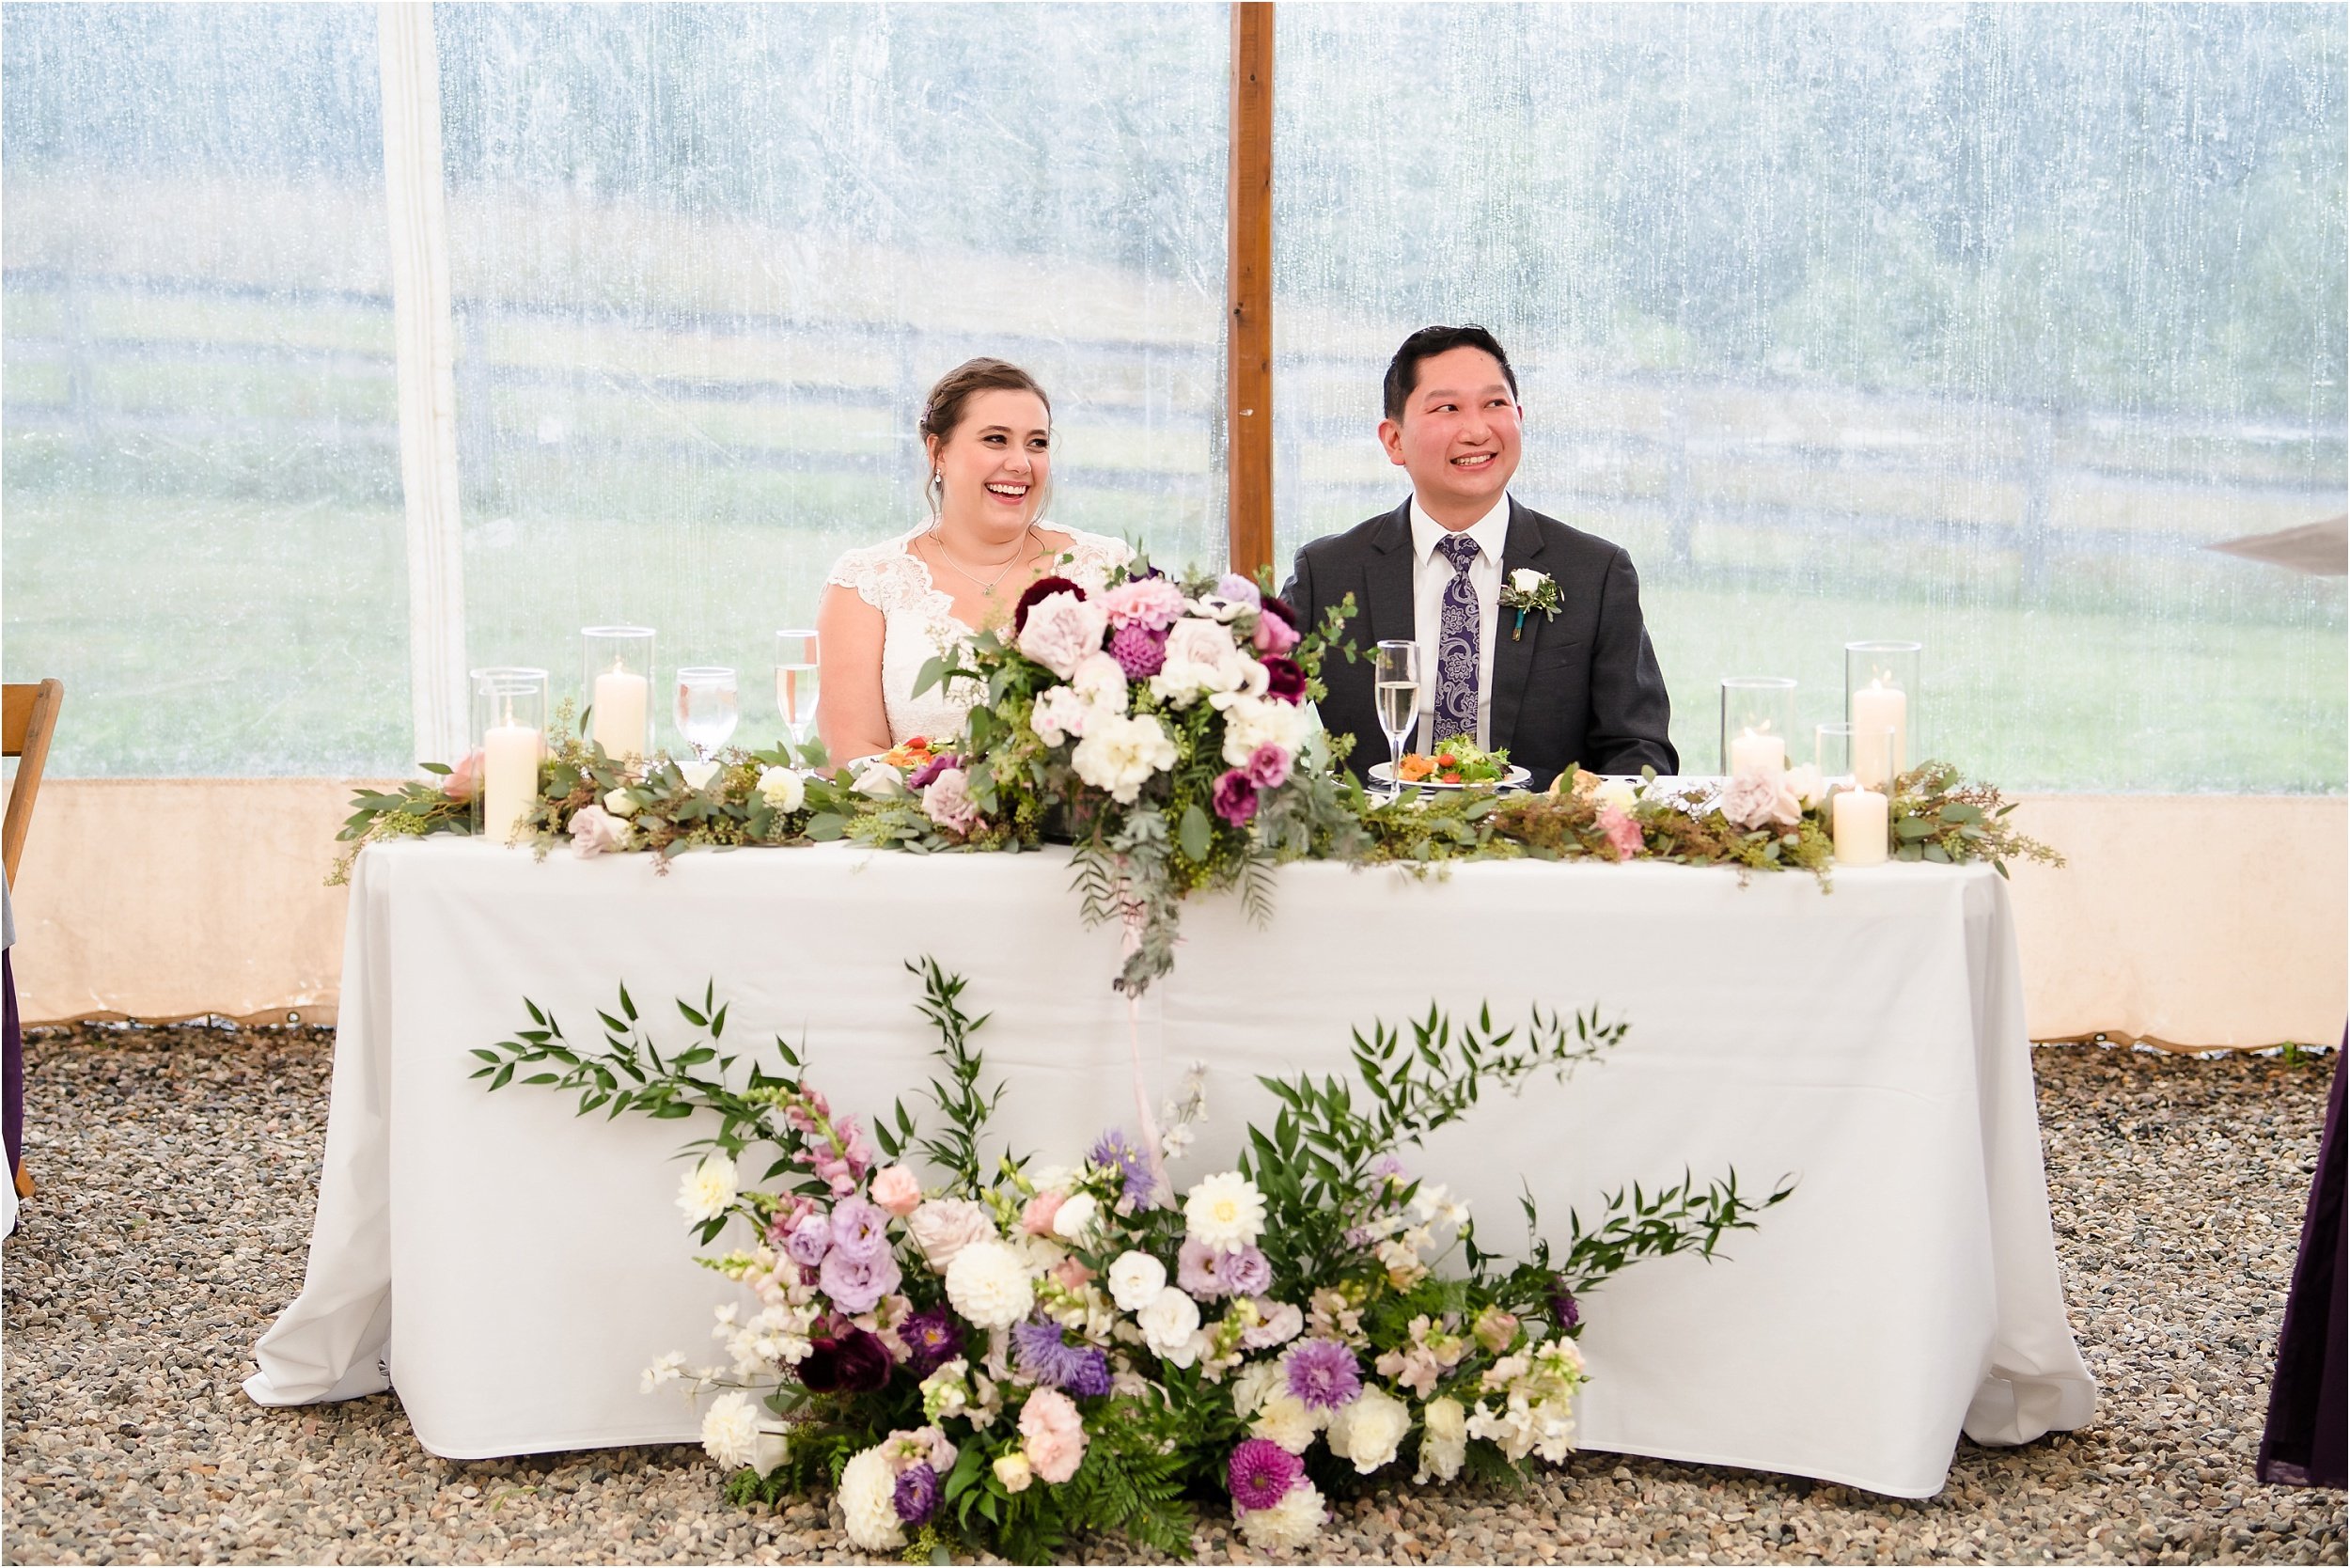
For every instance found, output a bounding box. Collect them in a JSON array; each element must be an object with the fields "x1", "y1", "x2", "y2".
[{"x1": 1369, "y1": 761, "x2": 1534, "y2": 792}]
